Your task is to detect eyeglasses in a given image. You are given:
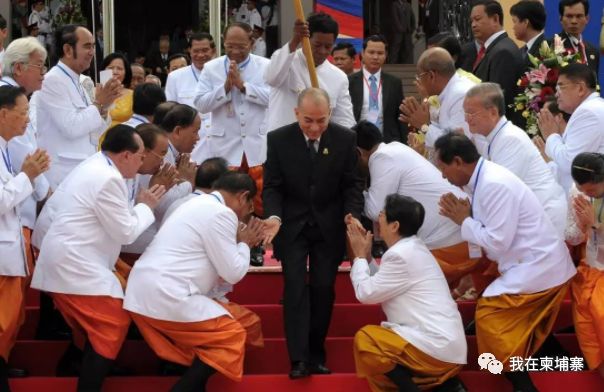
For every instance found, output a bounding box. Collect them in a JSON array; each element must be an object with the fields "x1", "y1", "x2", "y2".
[
  {"x1": 464, "y1": 110, "x2": 484, "y2": 119},
  {"x1": 555, "y1": 82, "x2": 583, "y2": 92},
  {"x1": 415, "y1": 71, "x2": 431, "y2": 81},
  {"x1": 146, "y1": 149, "x2": 166, "y2": 160},
  {"x1": 25, "y1": 63, "x2": 48, "y2": 74}
]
